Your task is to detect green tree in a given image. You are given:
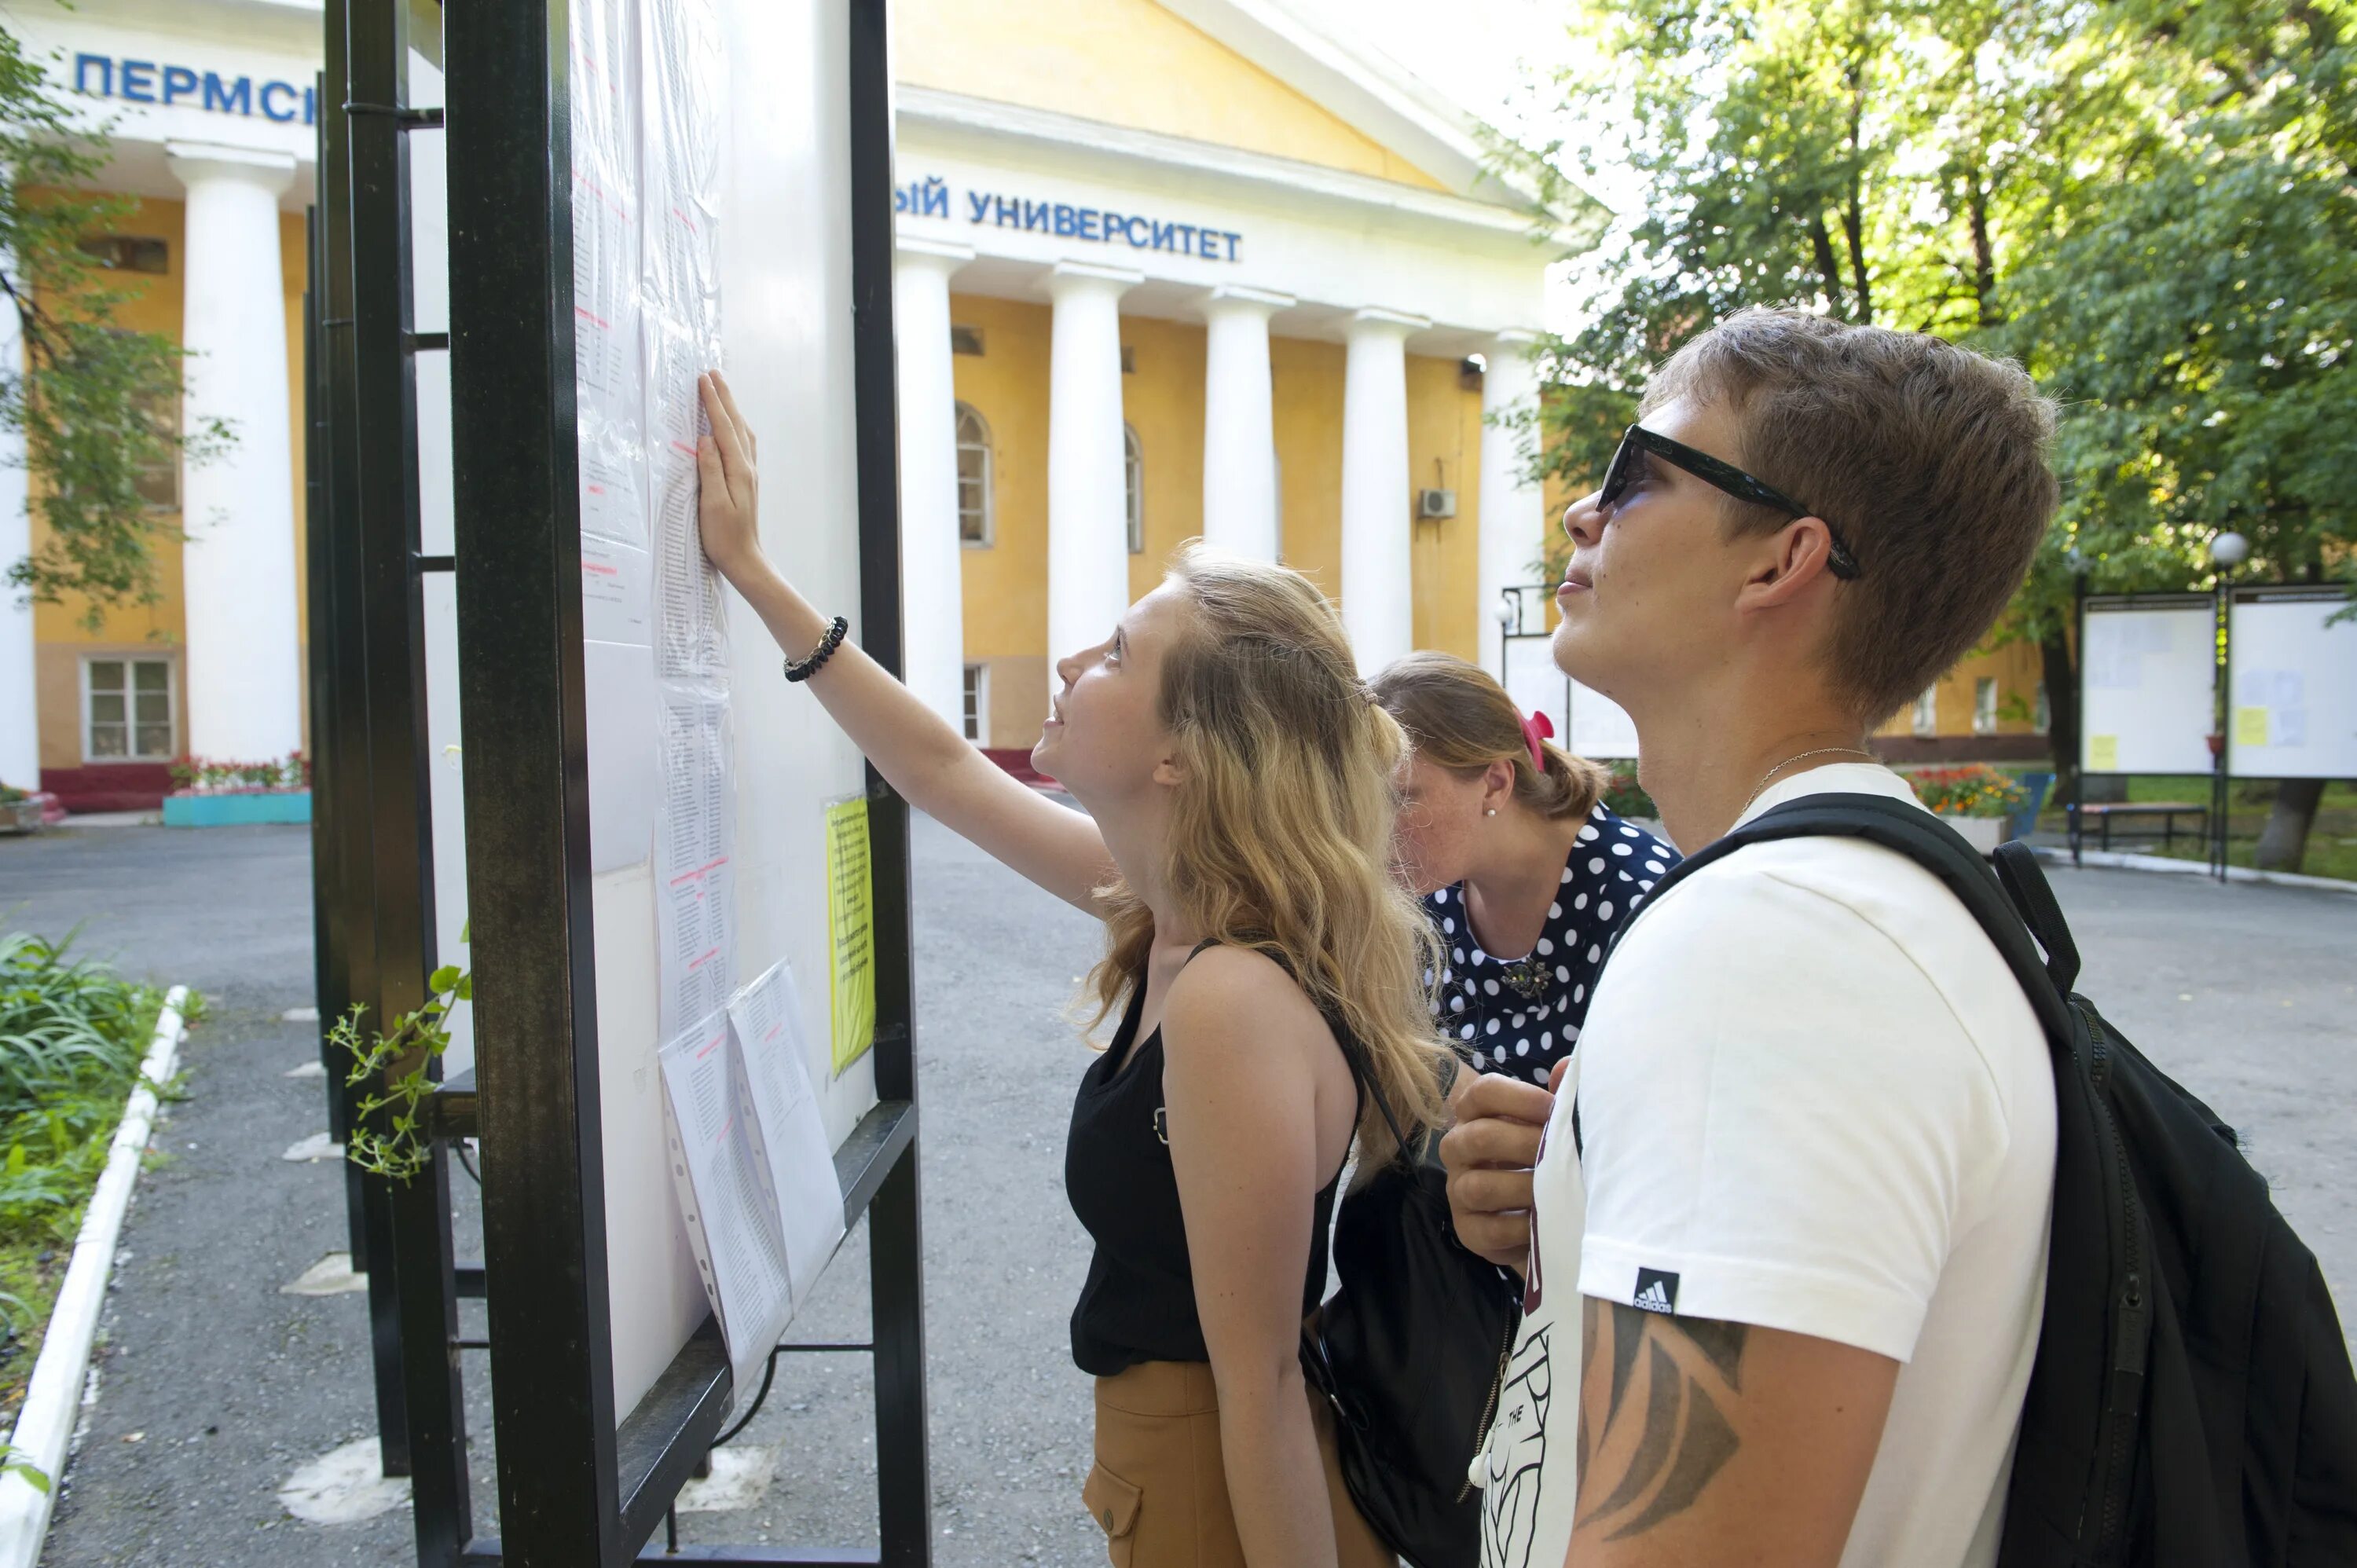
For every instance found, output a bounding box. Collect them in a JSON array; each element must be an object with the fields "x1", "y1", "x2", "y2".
[
  {"x1": 1501, "y1": 0, "x2": 2355, "y2": 864},
  {"x1": 1989, "y1": 0, "x2": 2357, "y2": 864},
  {"x1": 0, "y1": 21, "x2": 231, "y2": 628}
]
